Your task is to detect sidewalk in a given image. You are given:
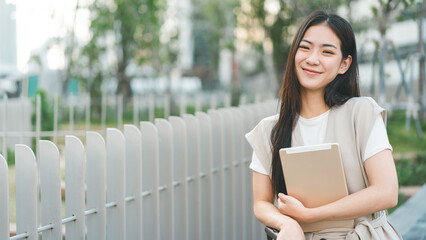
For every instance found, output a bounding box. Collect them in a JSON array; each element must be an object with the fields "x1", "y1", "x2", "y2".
[{"x1": 389, "y1": 184, "x2": 426, "y2": 240}]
